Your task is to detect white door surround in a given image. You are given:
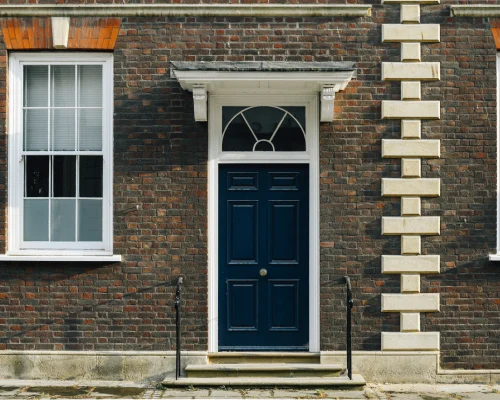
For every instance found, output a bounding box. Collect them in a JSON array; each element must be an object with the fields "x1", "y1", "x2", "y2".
[
  {"x1": 171, "y1": 62, "x2": 356, "y2": 353},
  {"x1": 207, "y1": 94, "x2": 320, "y2": 353}
]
